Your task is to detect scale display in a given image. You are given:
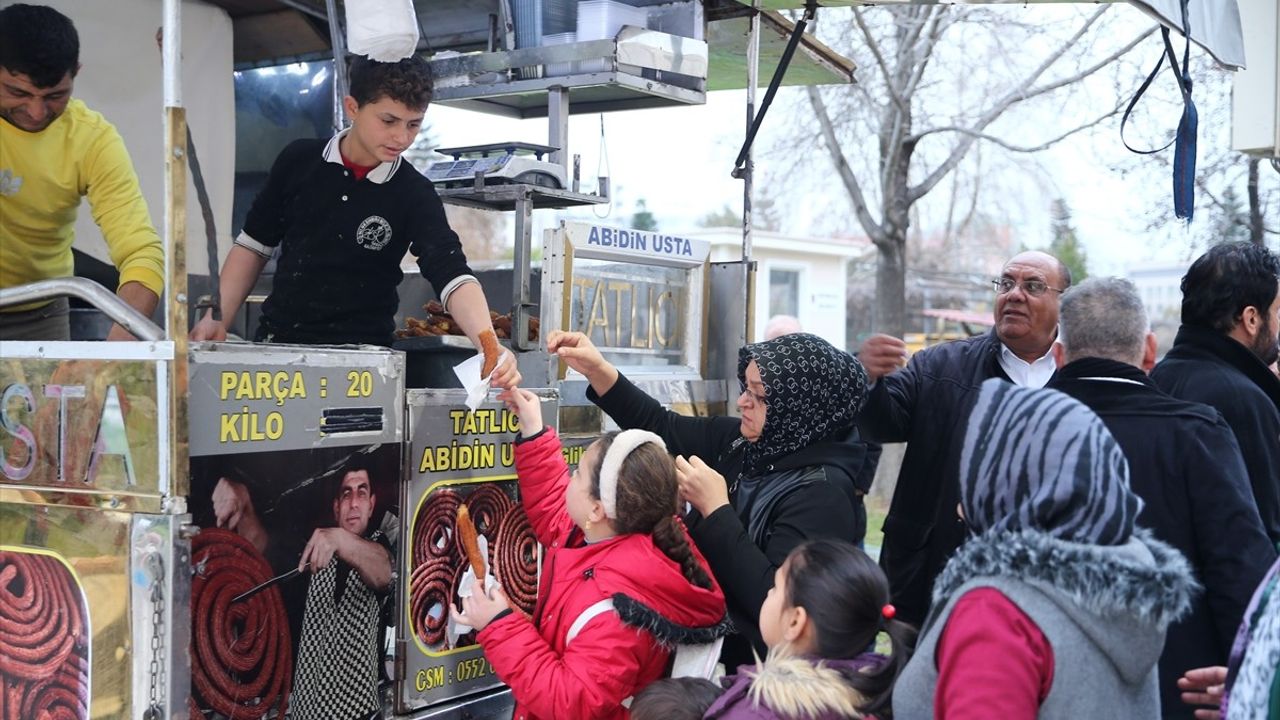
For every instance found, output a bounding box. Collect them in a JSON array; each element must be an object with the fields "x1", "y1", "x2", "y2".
[{"x1": 426, "y1": 142, "x2": 566, "y2": 189}]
